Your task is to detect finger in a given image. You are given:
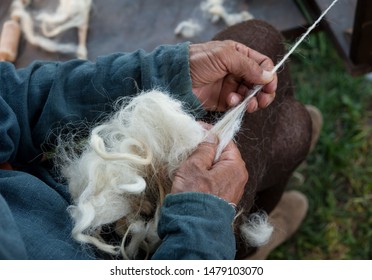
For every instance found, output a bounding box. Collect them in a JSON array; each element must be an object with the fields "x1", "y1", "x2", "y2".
[
  {"x1": 218, "y1": 74, "x2": 242, "y2": 110},
  {"x1": 234, "y1": 57, "x2": 274, "y2": 89},
  {"x1": 242, "y1": 64, "x2": 276, "y2": 112},
  {"x1": 227, "y1": 92, "x2": 243, "y2": 108},
  {"x1": 257, "y1": 75, "x2": 277, "y2": 109},
  {"x1": 257, "y1": 91, "x2": 276, "y2": 109},
  {"x1": 245, "y1": 98, "x2": 257, "y2": 113},
  {"x1": 229, "y1": 84, "x2": 274, "y2": 112},
  {"x1": 240, "y1": 46, "x2": 277, "y2": 88},
  {"x1": 261, "y1": 74, "x2": 277, "y2": 95},
  {"x1": 218, "y1": 42, "x2": 269, "y2": 85},
  {"x1": 212, "y1": 141, "x2": 248, "y2": 203},
  {"x1": 187, "y1": 133, "x2": 219, "y2": 169},
  {"x1": 217, "y1": 140, "x2": 242, "y2": 162},
  {"x1": 228, "y1": 93, "x2": 259, "y2": 113},
  {"x1": 223, "y1": 70, "x2": 271, "y2": 112},
  {"x1": 259, "y1": 54, "x2": 276, "y2": 72},
  {"x1": 197, "y1": 121, "x2": 213, "y2": 131},
  {"x1": 226, "y1": 52, "x2": 272, "y2": 86},
  {"x1": 235, "y1": 42, "x2": 273, "y2": 67},
  {"x1": 236, "y1": 83, "x2": 260, "y2": 112},
  {"x1": 258, "y1": 56, "x2": 277, "y2": 106},
  {"x1": 229, "y1": 84, "x2": 265, "y2": 112},
  {"x1": 232, "y1": 41, "x2": 275, "y2": 85}
]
